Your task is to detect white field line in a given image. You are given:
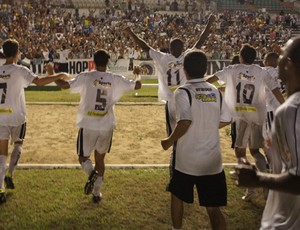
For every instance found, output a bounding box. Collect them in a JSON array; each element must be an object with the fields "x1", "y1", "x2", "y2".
[{"x1": 14, "y1": 163, "x2": 238, "y2": 169}]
